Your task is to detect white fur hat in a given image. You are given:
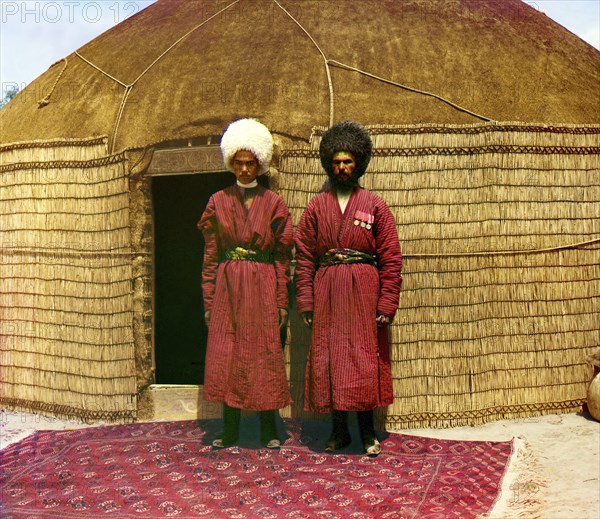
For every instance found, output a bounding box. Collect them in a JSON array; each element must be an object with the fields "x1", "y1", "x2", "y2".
[{"x1": 220, "y1": 118, "x2": 273, "y2": 175}]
